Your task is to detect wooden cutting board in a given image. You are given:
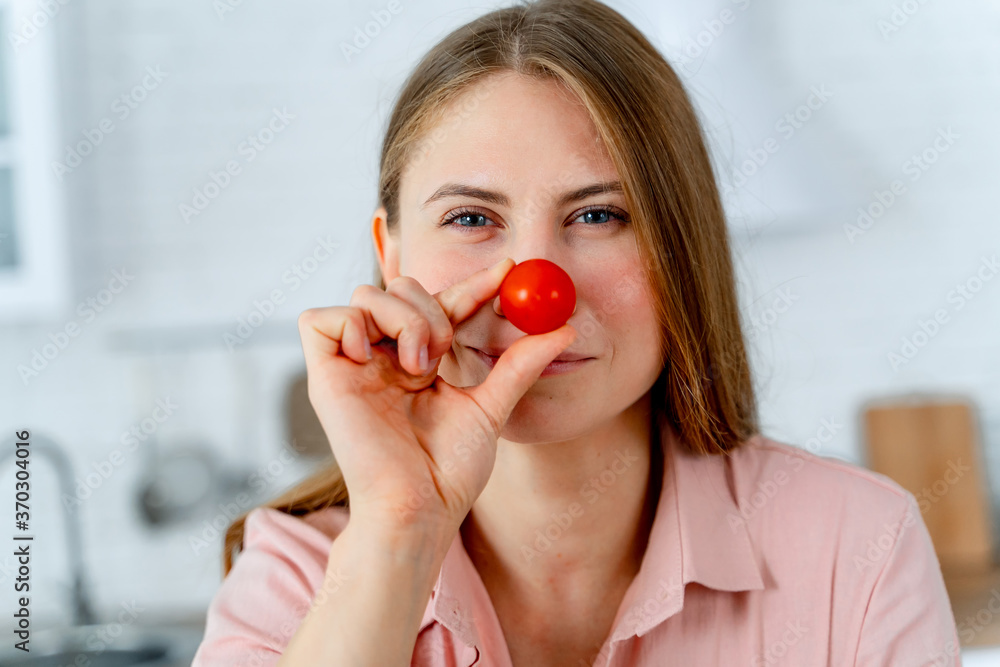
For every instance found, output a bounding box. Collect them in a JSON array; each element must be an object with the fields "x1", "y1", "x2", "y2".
[{"x1": 862, "y1": 395, "x2": 994, "y2": 576}]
